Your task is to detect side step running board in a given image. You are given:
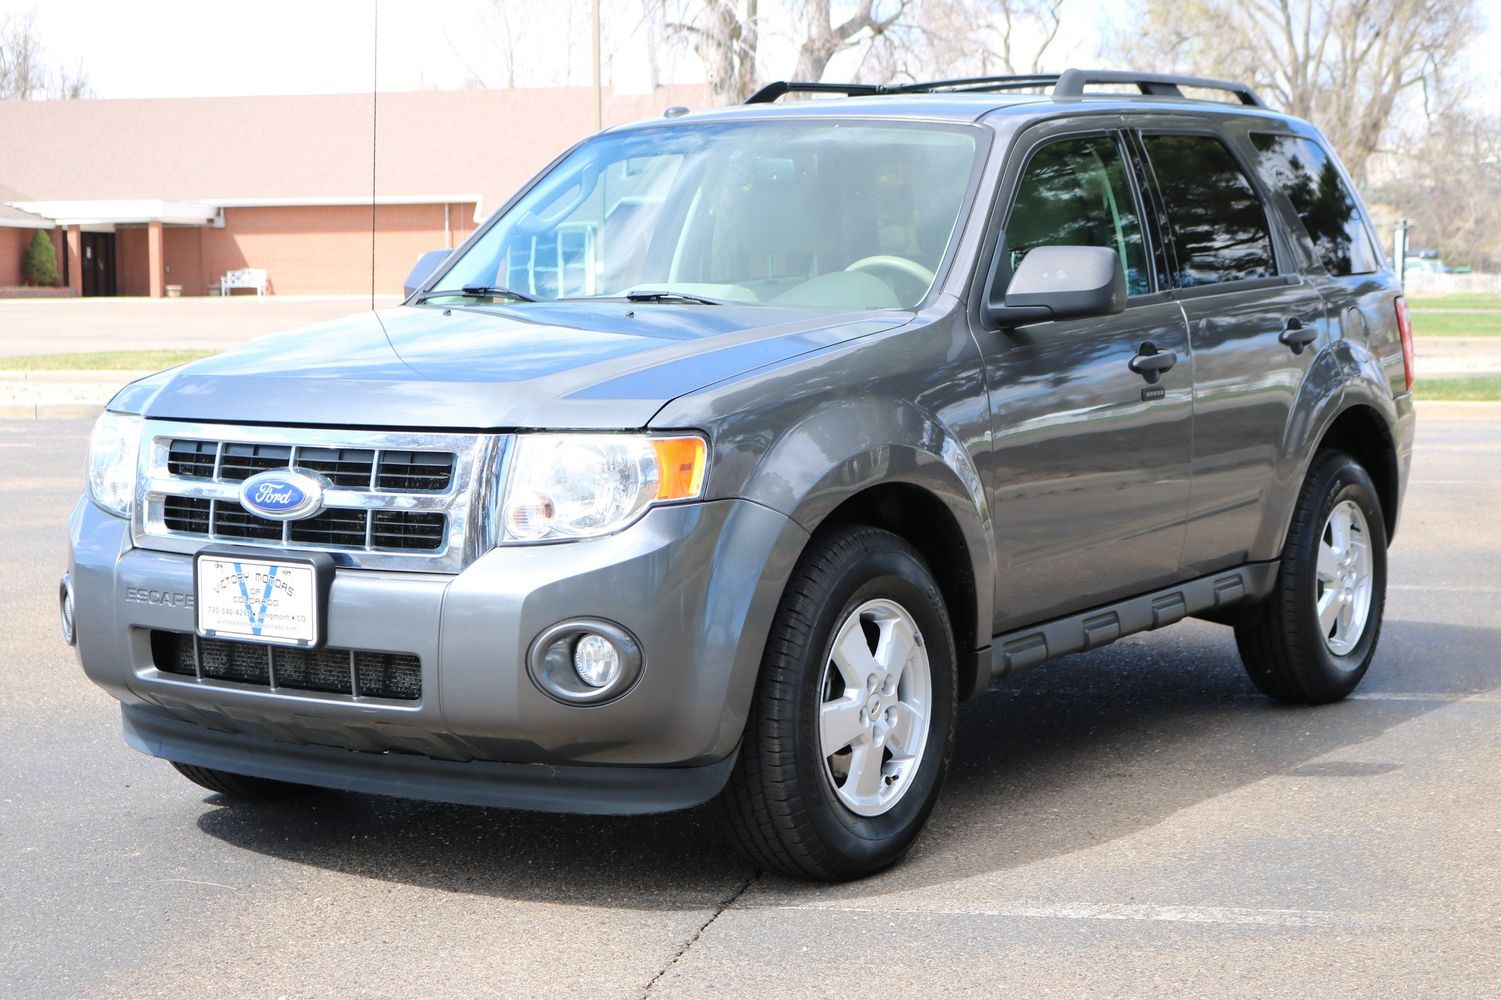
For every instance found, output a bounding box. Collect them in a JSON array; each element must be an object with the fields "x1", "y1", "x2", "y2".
[{"x1": 987, "y1": 562, "x2": 1280, "y2": 679}]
